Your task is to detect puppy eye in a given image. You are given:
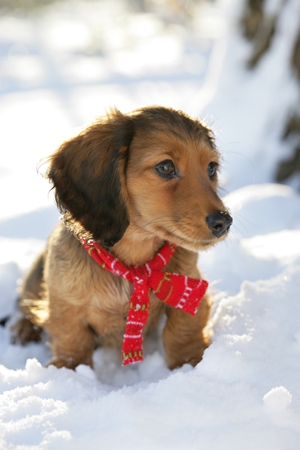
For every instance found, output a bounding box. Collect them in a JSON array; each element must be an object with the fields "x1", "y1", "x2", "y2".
[
  {"x1": 207, "y1": 162, "x2": 218, "y2": 180},
  {"x1": 155, "y1": 160, "x2": 177, "y2": 179}
]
